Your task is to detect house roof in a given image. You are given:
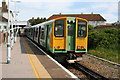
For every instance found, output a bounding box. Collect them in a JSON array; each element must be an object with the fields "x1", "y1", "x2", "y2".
[
  {"x1": 0, "y1": 16, "x2": 8, "y2": 22},
  {"x1": 47, "y1": 14, "x2": 106, "y2": 21}
]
